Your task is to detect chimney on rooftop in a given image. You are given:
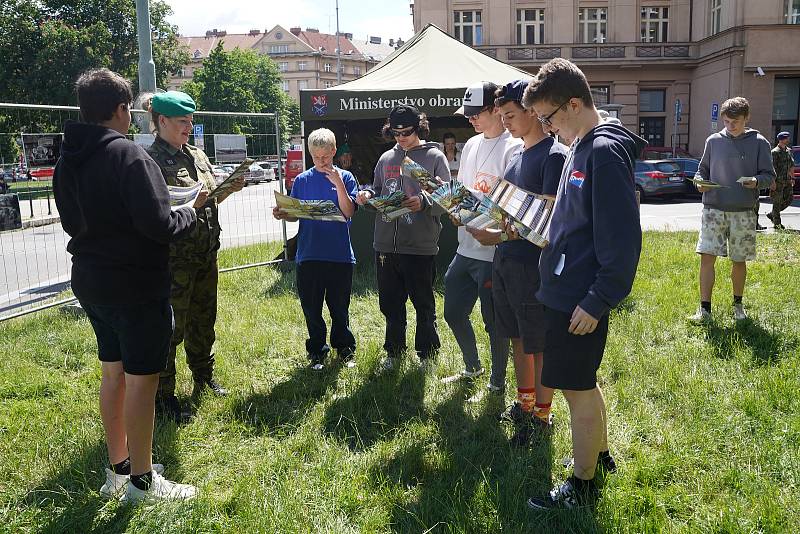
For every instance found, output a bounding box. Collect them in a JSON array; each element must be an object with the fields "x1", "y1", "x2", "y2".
[
  {"x1": 389, "y1": 38, "x2": 394, "y2": 47},
  {"x1": 306, "y1": 27, "x2": 319, "y2": 33},
  {"x1": 290, "y1": 27, "x2": 301, "y2": 35},
  {"x1": 249, "y1": 29, "x2": 261, "y2": 36},
  {"x1": 369, "y1": 36, "x2": 381, "y2": 44}
]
